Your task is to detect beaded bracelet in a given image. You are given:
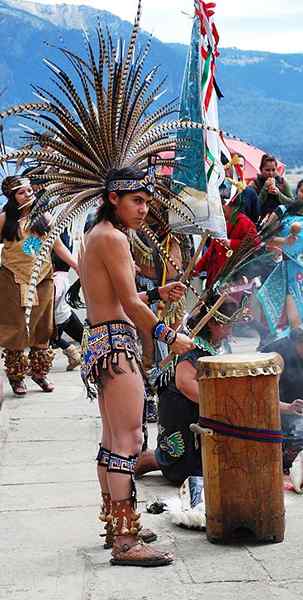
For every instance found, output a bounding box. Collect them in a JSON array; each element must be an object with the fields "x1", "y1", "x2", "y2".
[{"x1": 152, "y1": 321, "x2": 177, "y2": 345}]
